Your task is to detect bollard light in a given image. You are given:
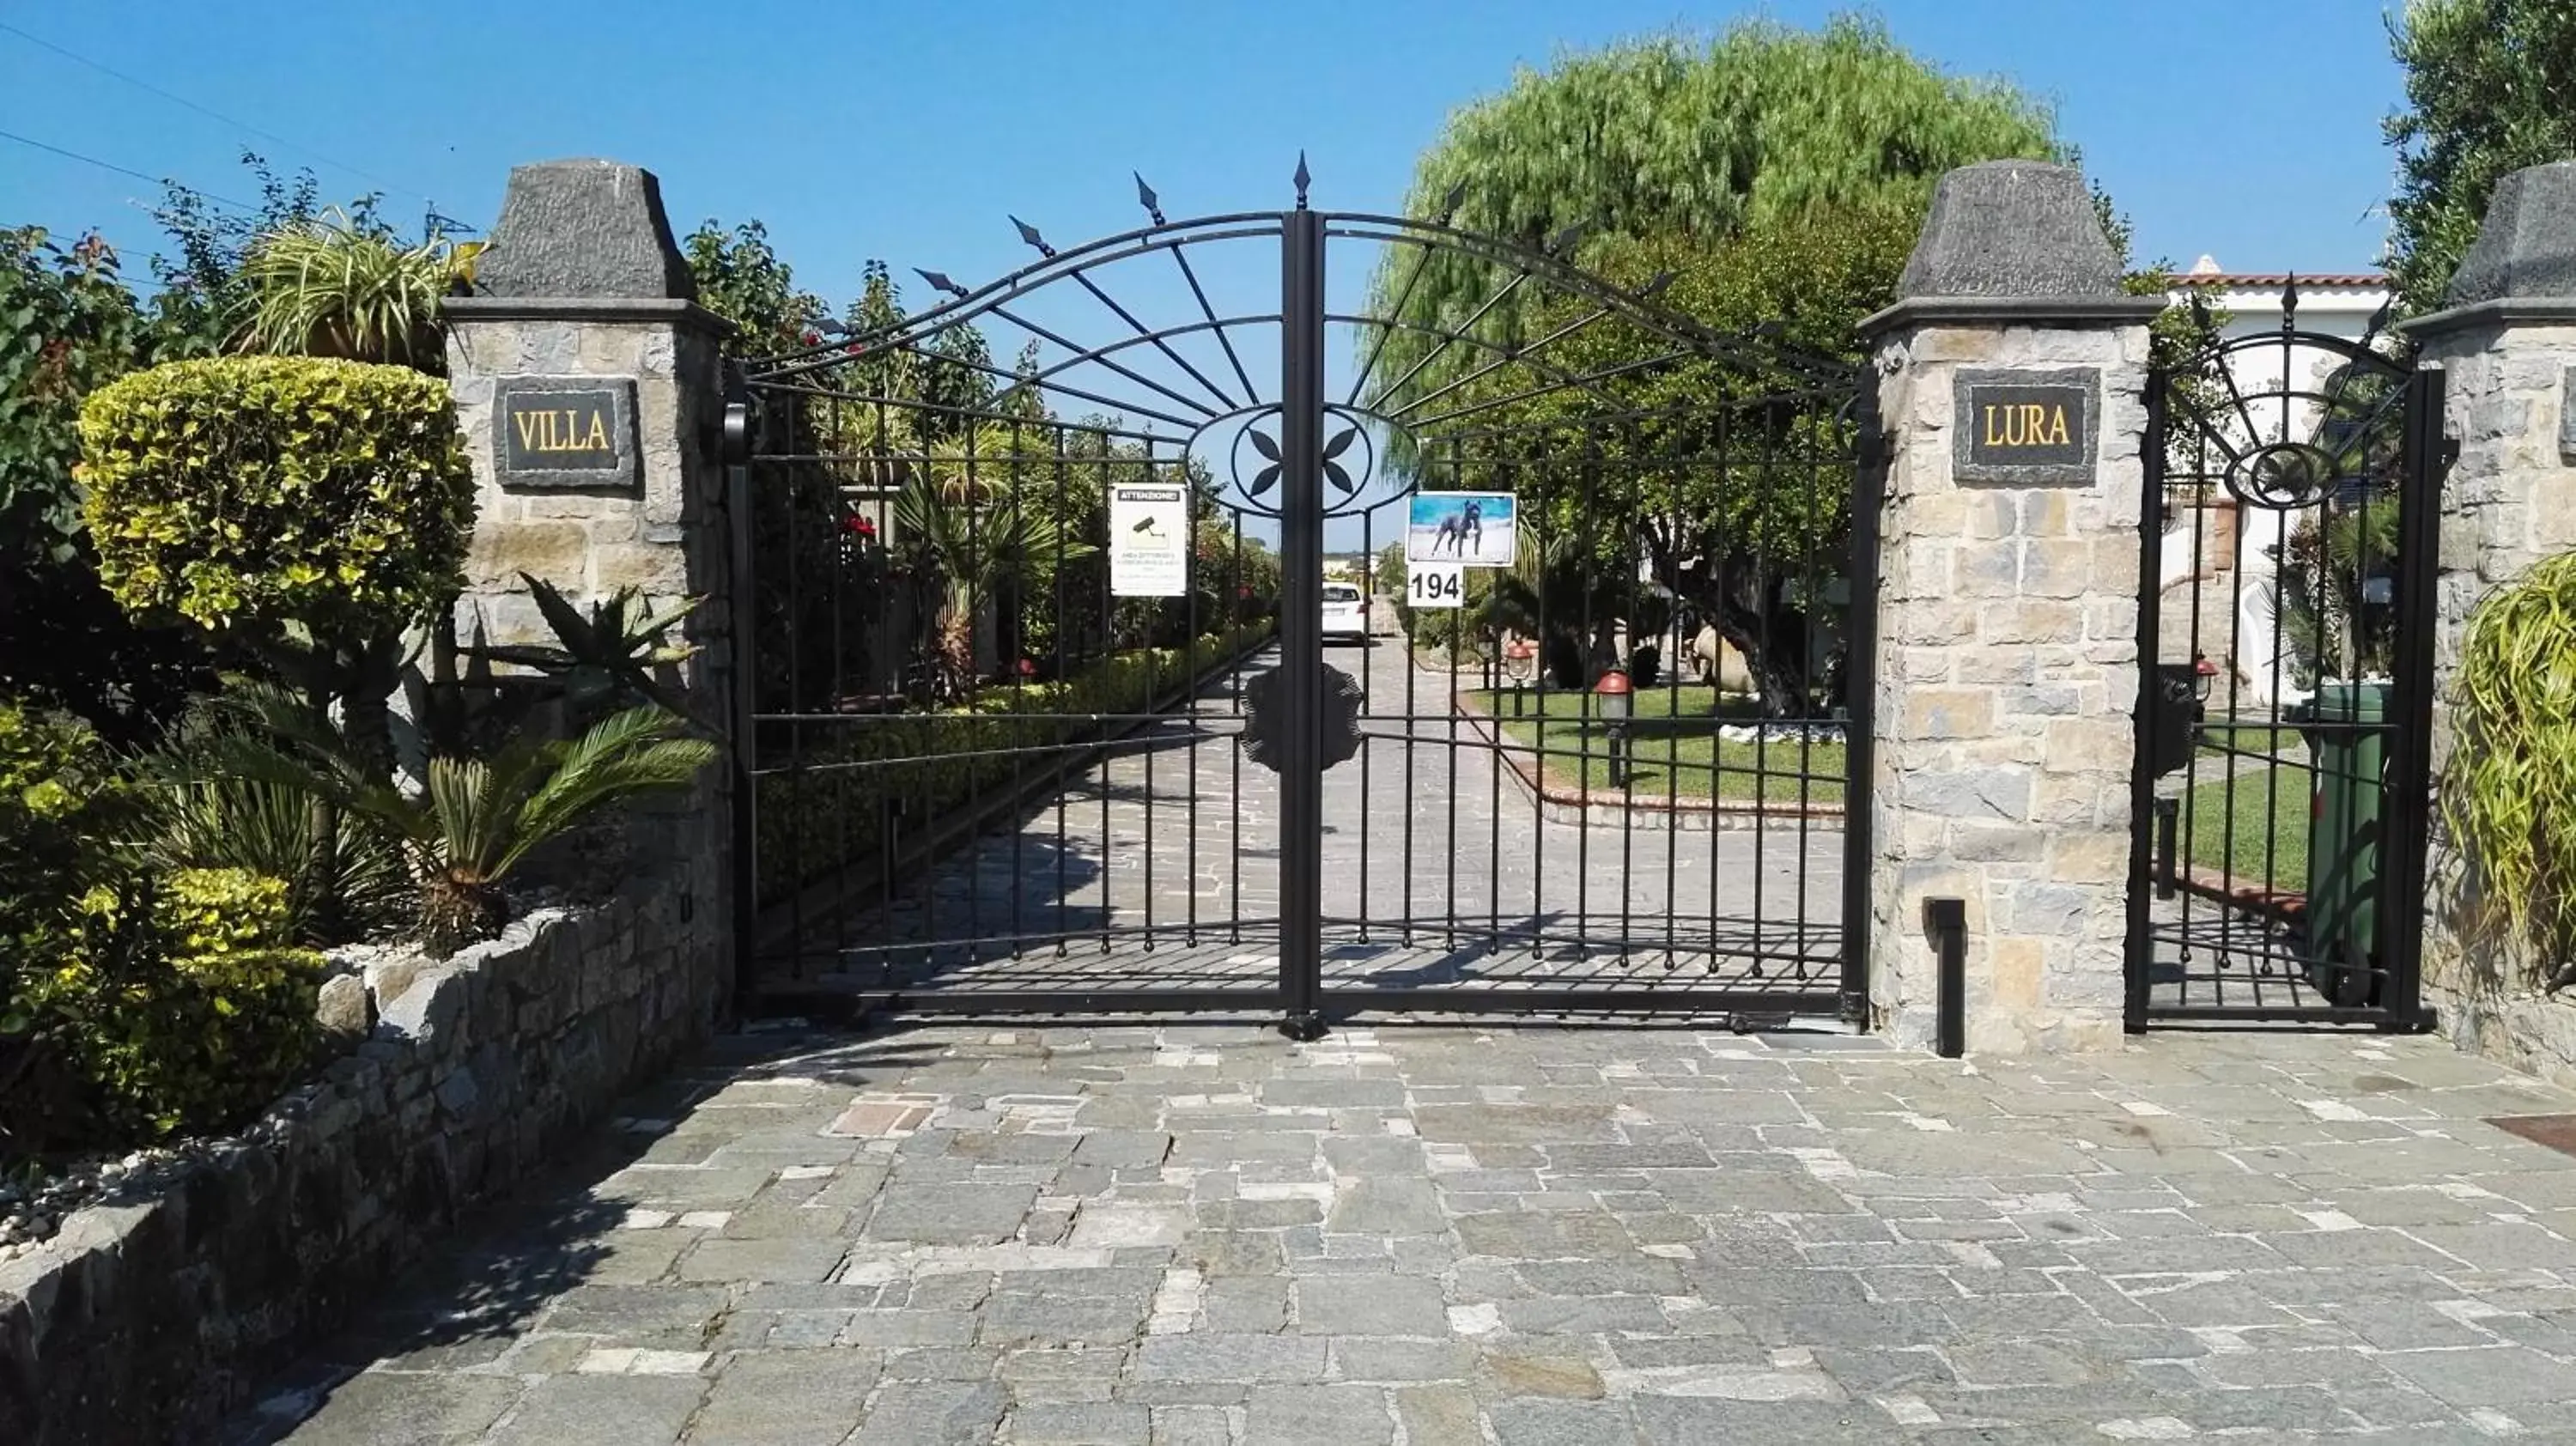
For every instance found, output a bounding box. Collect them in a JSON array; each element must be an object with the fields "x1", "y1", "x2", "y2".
[
  {"x1": 1596, "y1": 667, "x2": 1633, "y2": 787},
  {"x1": 1504, "y1": 637, "x2": 1535, "y2": 715}
]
